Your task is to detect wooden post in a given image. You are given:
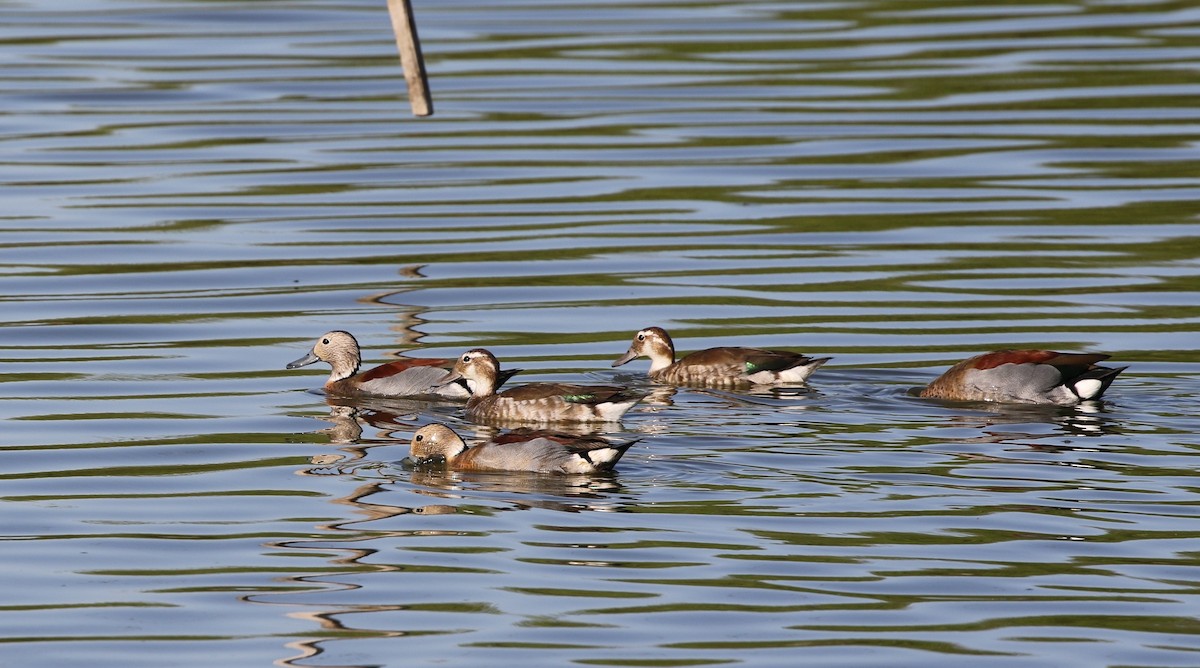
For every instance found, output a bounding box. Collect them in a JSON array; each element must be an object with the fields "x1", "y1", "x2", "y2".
[{"x1": 385, "y1": 0, "x2": 433, "y2": 117}]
